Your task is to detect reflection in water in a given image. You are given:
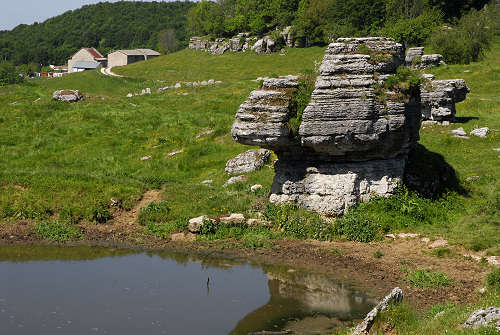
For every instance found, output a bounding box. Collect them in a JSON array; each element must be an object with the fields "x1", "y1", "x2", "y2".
[
  {"x1": 0, "y1": 246, "x2": 375, "y2": 335},
  {"x1": 231, "y1": 269, "x2": 376, "y2": 334}
]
